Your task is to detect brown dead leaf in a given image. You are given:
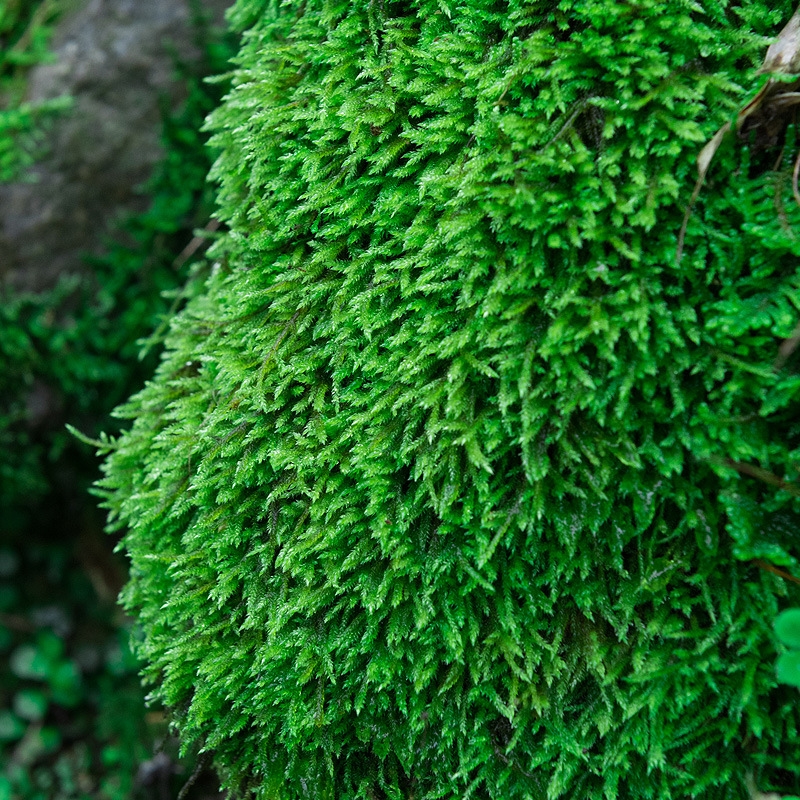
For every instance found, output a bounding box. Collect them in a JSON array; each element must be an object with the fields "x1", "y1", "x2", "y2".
[
  {"x1": 758, "y1": 7, "x2": 800, "y2": 76},
  {"x1": 676, "y1": 122, "x2": 732, "y2": 262},
  {"x1": 735, "y1": 79, "x2": 778, "y2": 132}
]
